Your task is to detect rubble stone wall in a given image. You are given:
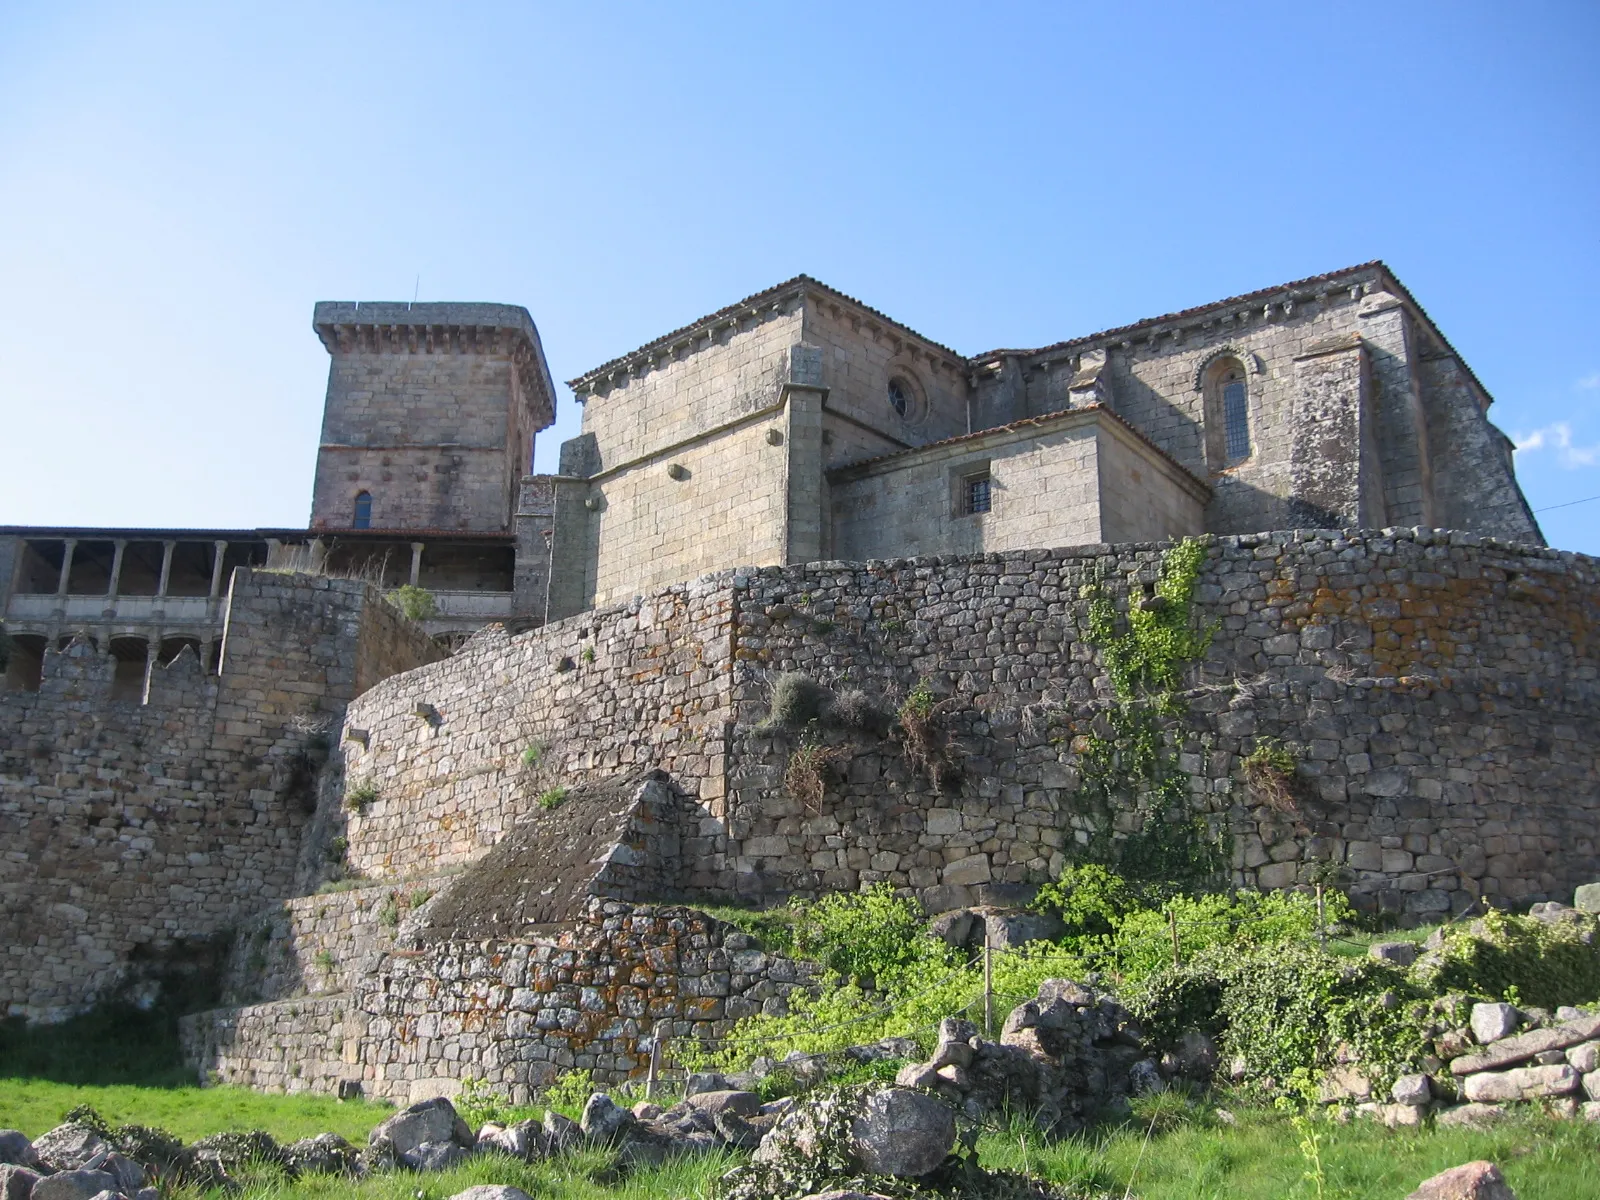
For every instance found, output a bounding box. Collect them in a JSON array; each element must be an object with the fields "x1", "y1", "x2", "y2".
[
  {"x1": 707, "y1": 529, "x2": 1596, "y2": 916},
  {"x1": 338, "y1": 579, "x2": 733, "y2": 878},
  {"x1": 338, "y1": 529, "x2": 1596, "y2": 921},
  {"x1": 182, "y1": 901, "x2": 814, "y2": 1100},
  {"x1": 0, "y1": 571, "x2": 439, "y2": 1021}
]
